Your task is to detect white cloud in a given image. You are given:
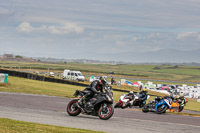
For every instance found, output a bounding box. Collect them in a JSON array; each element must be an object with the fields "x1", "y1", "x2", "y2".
[
  {"x1": 16, "y1": 22, "x2": 34, "y2": 33},
  {"x1": 176, "y1": 32, "x2": 195, "y2": 39},
  {"x1": 147, "y1": 33, "x2": 161, "y2": 39},
  {"x1": 16, "y1": 22, "x2": 84, "y2": 34},
  {"x1": 176, "y1": 32, "x2": 200, "y2": 42},
  {"x1": 48, "y1": 24, "x2": 83, "y2": 34}
]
